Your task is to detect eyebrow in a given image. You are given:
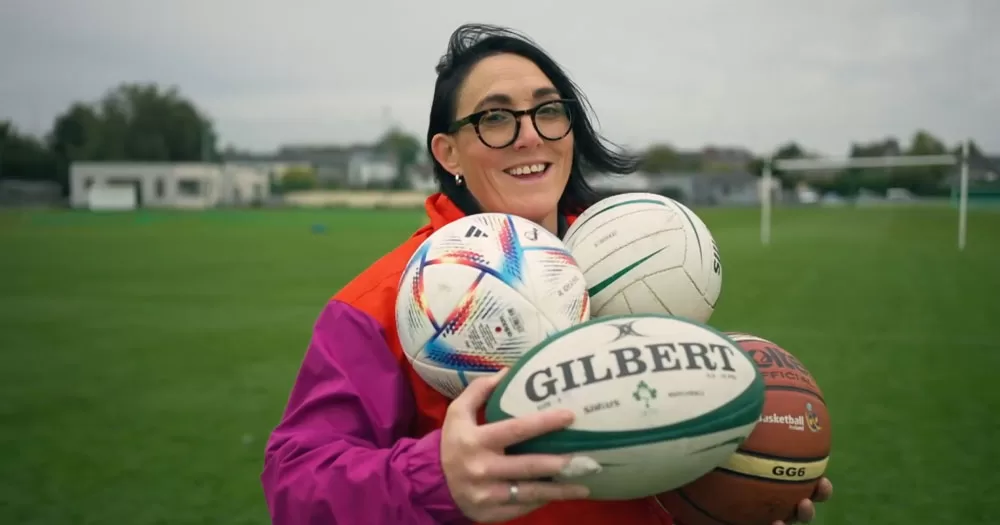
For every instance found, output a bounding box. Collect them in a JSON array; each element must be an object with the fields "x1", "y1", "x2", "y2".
[{"x1": 472, "y1": 87, "x2": 561, "y2": 112}]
